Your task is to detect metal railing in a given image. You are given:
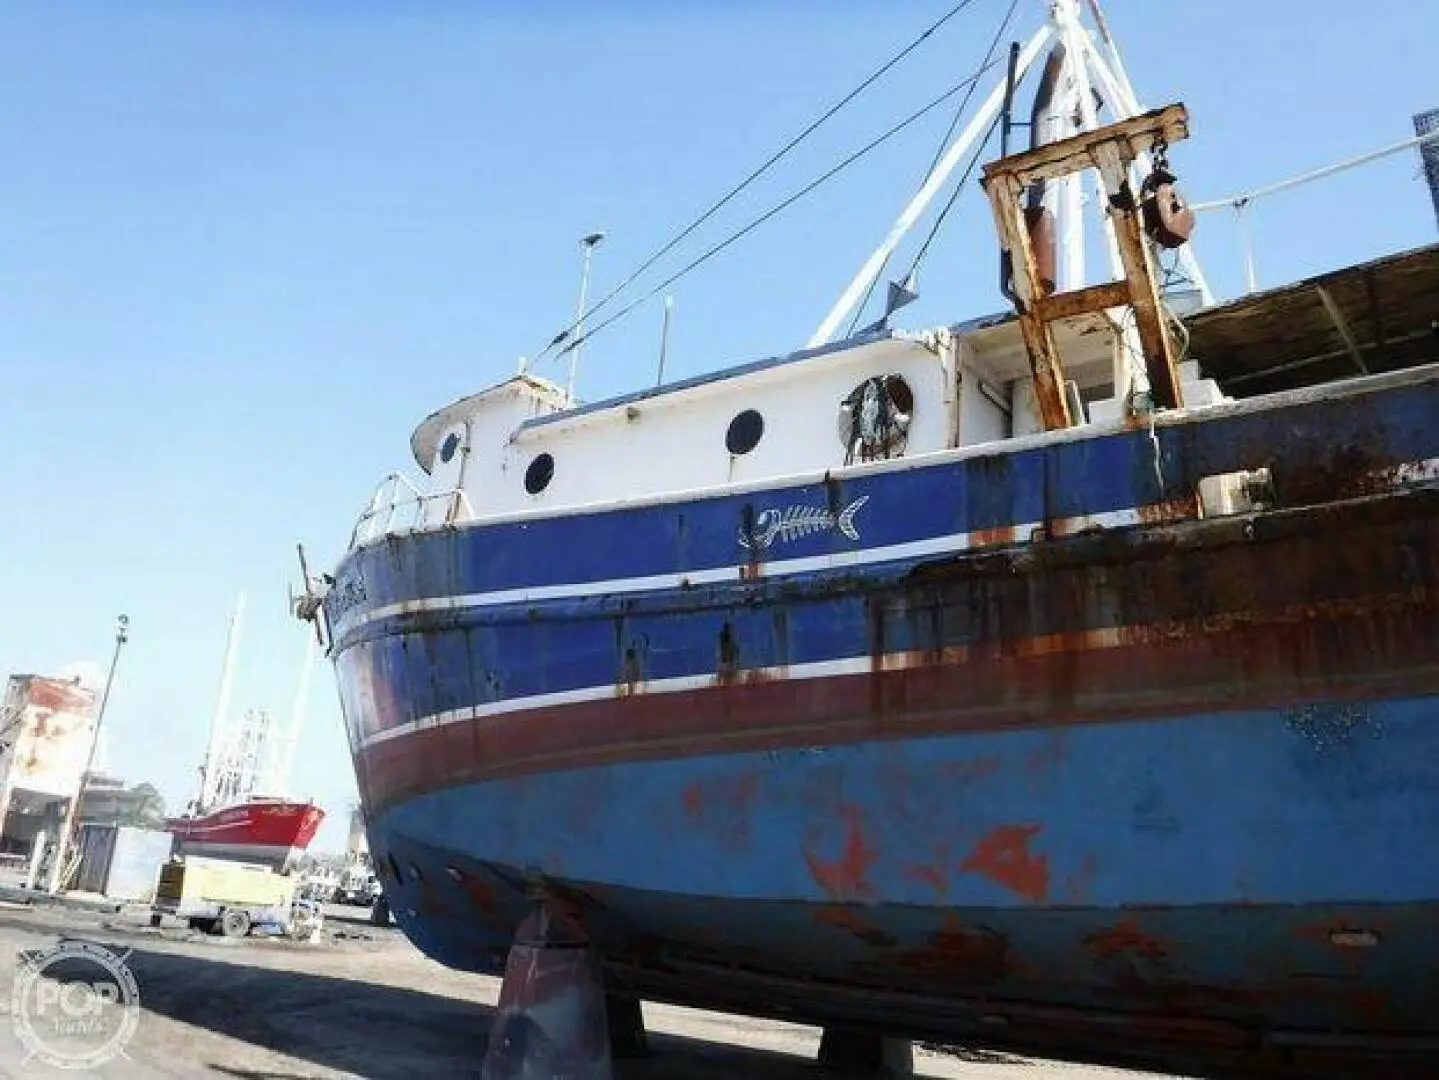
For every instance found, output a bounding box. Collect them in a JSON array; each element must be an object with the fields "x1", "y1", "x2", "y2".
[
  {"x1": 349, "y1": 472, "x2": 476, "y2": 550},
  {"x1": 1191, "y1": 128, "x2": 1439, "y2": 295}
]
